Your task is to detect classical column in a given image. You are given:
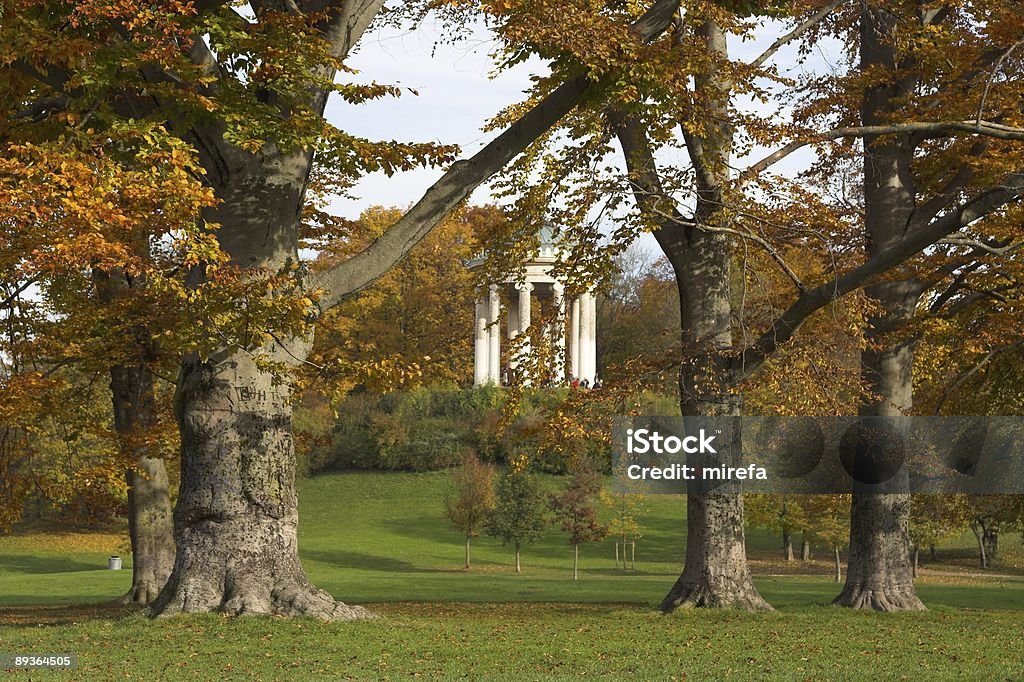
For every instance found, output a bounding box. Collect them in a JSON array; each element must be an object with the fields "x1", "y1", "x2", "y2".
[
  {"x1": 579, "y1": 291, "x2": 597, "y2": 384},
  {"x1": 552, "y1": 283, "x2": 566, "y2": 382},
  {"x1": 474, "y1": 295, "x2": 488, "y2": 386},
  {"x1": 488, "y1": 284, "x2": 501, "y2": 384},
  {"x1": 570, "y1": 296, "x2": 581, "y2": 381},
  {"x1": 515, "y1": 282, "x2": 533, "y2": 384}
]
